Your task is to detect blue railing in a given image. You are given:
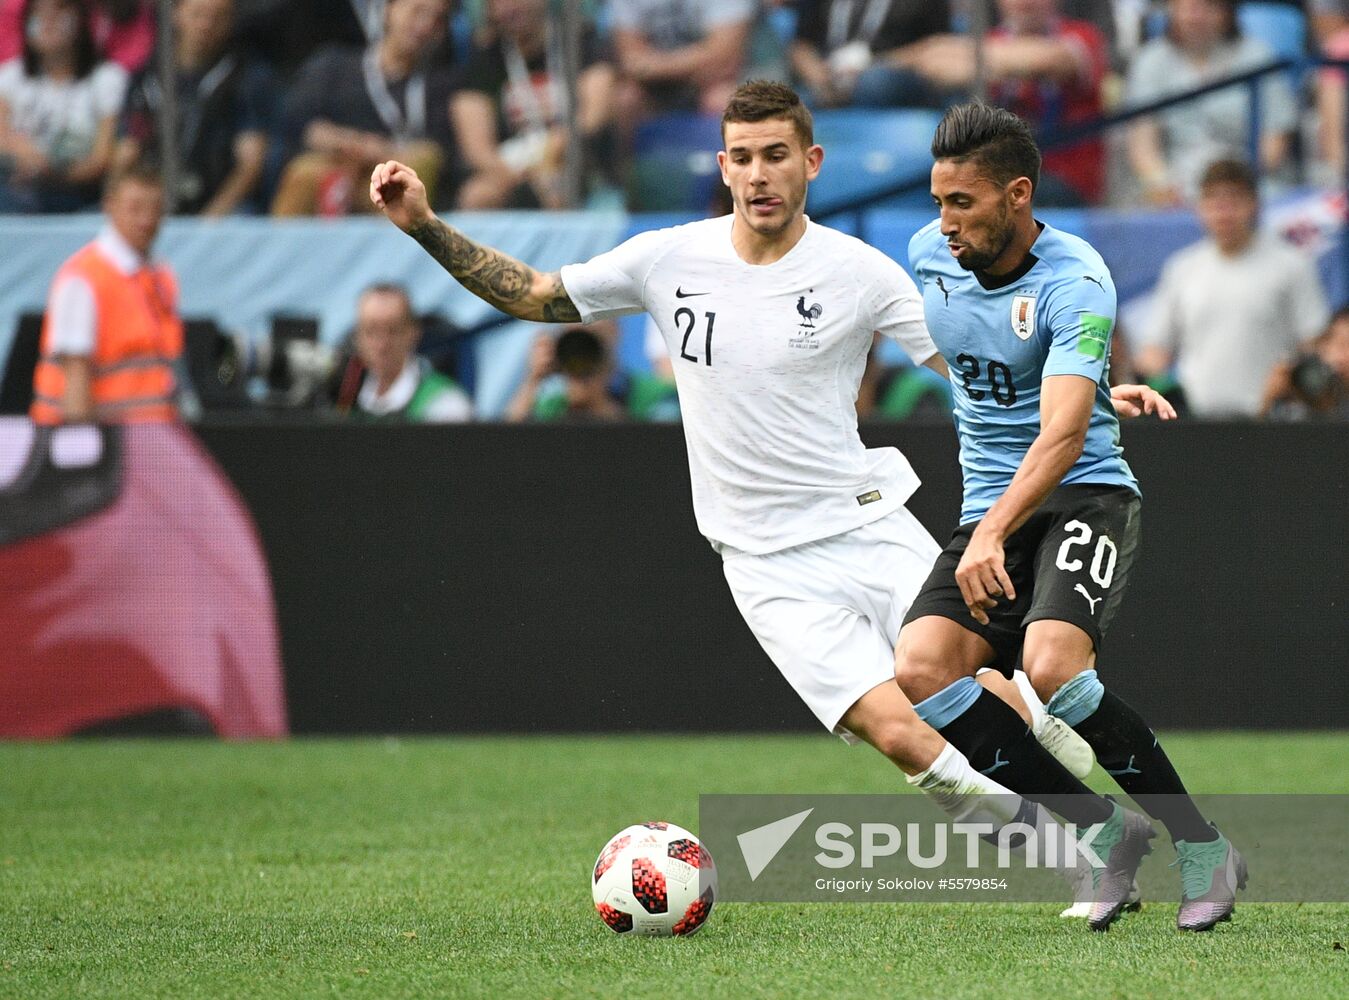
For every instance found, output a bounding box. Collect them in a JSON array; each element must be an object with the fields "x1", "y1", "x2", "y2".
[
  {"x1": 813, "y1": 56, "x2": 1349, "y2": 296},
  {"x1": 815, "y1": 56, "x2": 1346, "y2": 227}
]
